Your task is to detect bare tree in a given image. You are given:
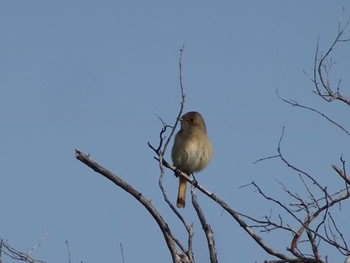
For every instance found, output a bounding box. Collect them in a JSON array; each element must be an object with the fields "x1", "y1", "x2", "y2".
[
  {"x1": 244, "y1": 17, "x2": 350, "y2": 263},
  {"x1": 74, "y1": 18, "x2": 350, "y2": 263}
]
